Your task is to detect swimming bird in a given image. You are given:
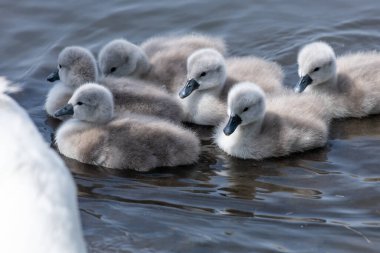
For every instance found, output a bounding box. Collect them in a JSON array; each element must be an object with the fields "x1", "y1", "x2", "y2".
[
  {"x1": 45, "y1": 46, "x2": 98, "y2": 119},
  {"x1": 0, "y1": 84, "x2": 87, "y2": 253},
  {"x1": 214, "y1": 82, "x2": 330, "y2": 159},
  {"x1": 178, "y1": 48, "x2": 285, "y2": 125},
  {"x1": 54, "y1": 83, "x2": 200, "y2": 171},
  {"x1": 295, "y1": 41, "x2": 380, "y2": 118},
  {"x1": 98, "y1": 39, "x2": 151, "y2": 79},
  {"x1": 46, "y1": 46, "x2": 183, "y2": 122},
  {"x1": 98, "y1": 33, "x2": 227, "y2": 93}
]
